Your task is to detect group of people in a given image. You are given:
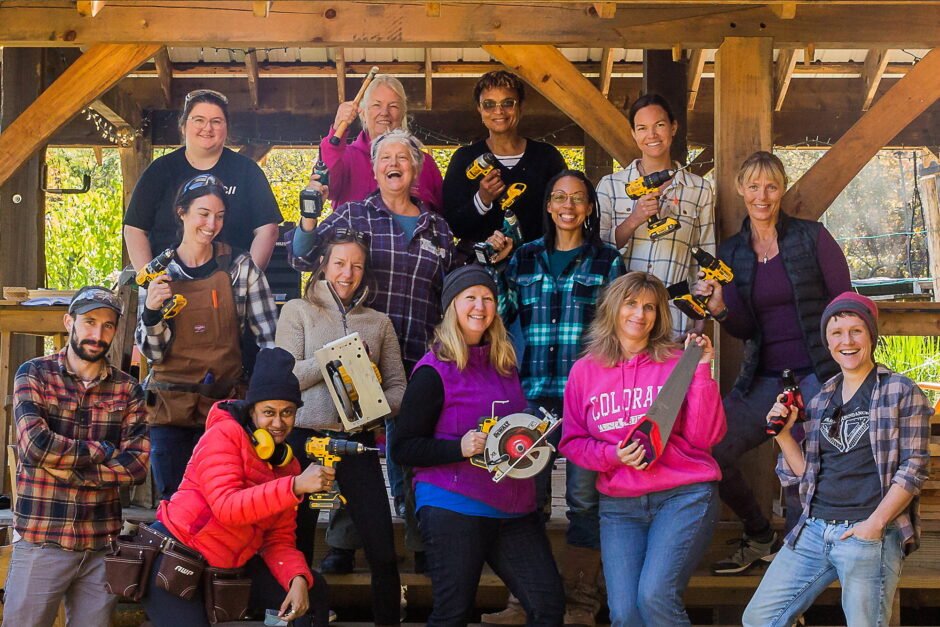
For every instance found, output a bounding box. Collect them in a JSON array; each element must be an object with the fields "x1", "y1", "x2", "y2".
[{"x1": 4, "y1": 69, "x2": 932, "y2": 627}]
